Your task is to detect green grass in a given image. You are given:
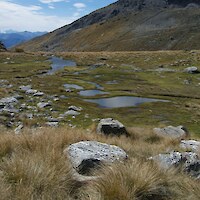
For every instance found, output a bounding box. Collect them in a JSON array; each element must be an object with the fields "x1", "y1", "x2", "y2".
[{"x1": 0, "y1": 51, "x2": 200, "y2": 136}]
